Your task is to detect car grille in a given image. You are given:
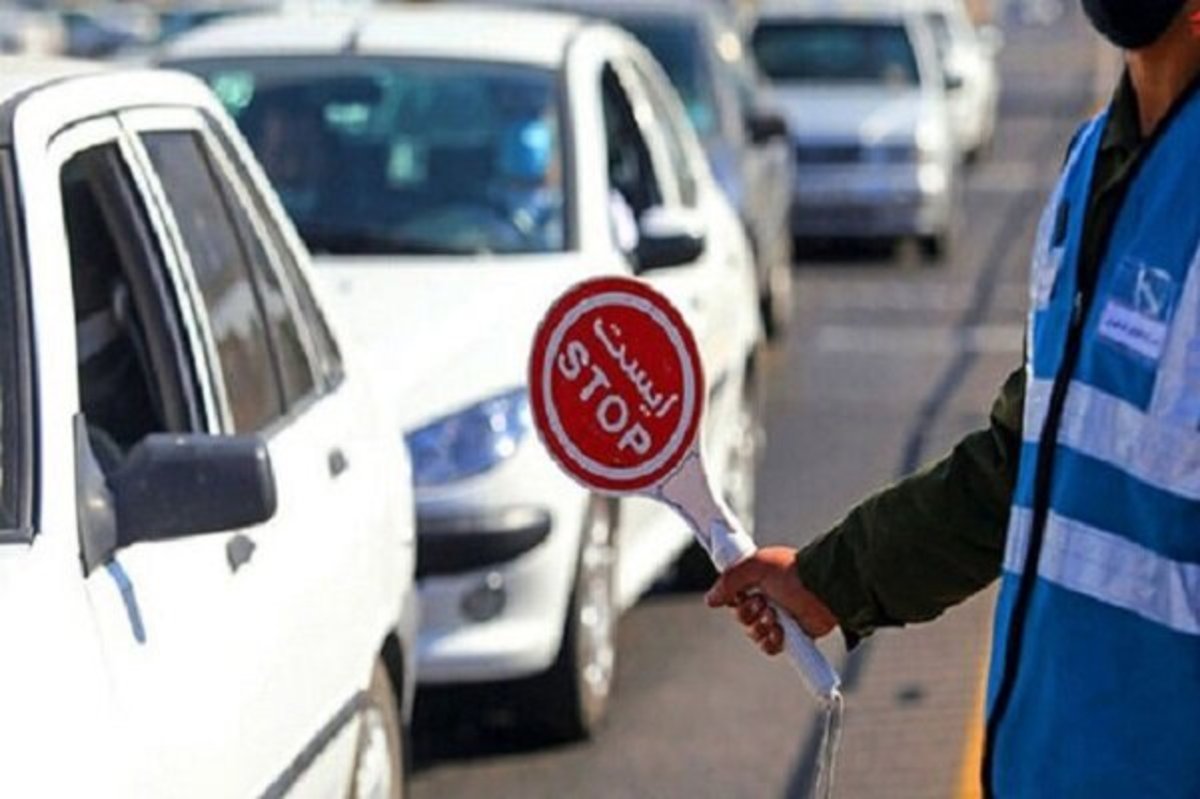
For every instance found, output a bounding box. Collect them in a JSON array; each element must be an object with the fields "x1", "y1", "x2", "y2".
[
  {"x1": 795, "y1": 143, "x2": 862, "y2": 165},
  {"x1": 794, "y1": 142, "x2": 916, "y2": 166}
]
